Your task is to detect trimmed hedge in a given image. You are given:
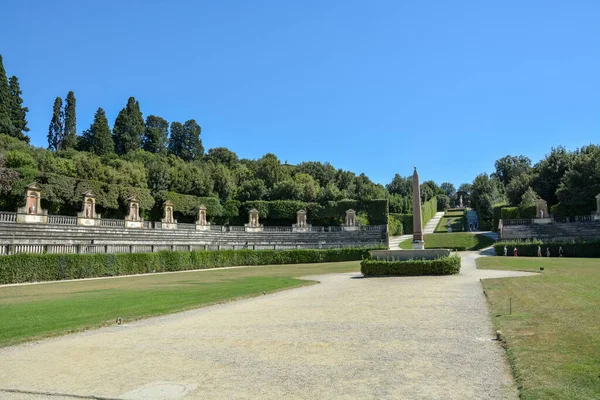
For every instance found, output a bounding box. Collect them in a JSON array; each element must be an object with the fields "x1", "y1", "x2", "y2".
[
  {"x1": 421, "y1": 196, "x2": 437, "y2": 226},
  {"x1": 494, "y1": 240, "x2": 600, "y2": 258},
  {"x1": 360, "y1": 255, "x2": 461, "y2": 276},
  {"x1": 500, "y1": 205, "x2": 537, "y2": 220},
  {"x1": 0, "y1": 247, "x2": 379, "y2": 284}
]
